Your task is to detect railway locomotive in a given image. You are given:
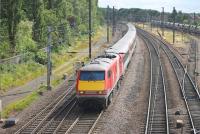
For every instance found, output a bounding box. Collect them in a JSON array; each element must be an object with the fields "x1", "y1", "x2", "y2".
[
  {"x1": 76, "y1": 23, "x2": 137, "y2": 109},
  {"x1": 151, "y1": 20, "x2": 200, "y2": 35}
]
